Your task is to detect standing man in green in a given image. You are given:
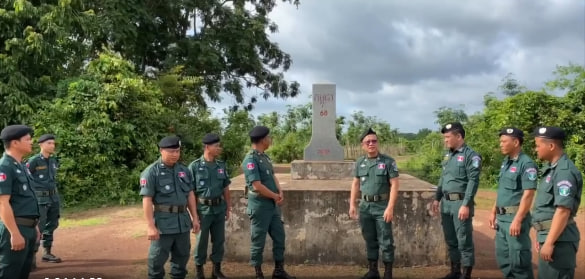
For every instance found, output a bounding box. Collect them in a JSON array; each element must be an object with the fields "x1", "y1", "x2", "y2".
[
  {"x1": 531, "y1": 126, "x2": 582, "y2": 279},
  {"x1": 189, "y1": 133, "x2": 231, "y2": 279},
  {"x1": 26, "y1": 134, "x2": 62, "y2": 268},
  {"x1": 0, "y1": 125, "x2": 41, "y2": 279},
  {"x1": 241, "y1": 126, "x2": 295, "y2": 279},
  {"x1": 140, "y1": 135, "x2": 201, "y2": 279},
  {"x1": 488, "y1": 127, "x2": 537, "y2": 279},
  {"x1": 349, "y1": 128, "x2": 400, "y2": 279},
  {"x1": 431, "y1": 122, "x2": 481, "y2": 279}
]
